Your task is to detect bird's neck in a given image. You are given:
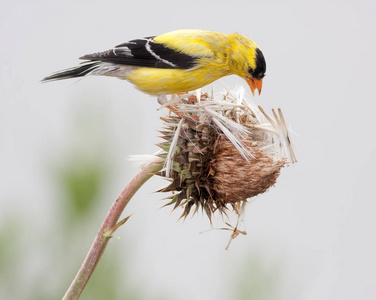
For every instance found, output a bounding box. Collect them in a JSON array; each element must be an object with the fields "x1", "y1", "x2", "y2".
[{"x1": 225, "y1": 33, "x2": 250, "y2": 78}]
